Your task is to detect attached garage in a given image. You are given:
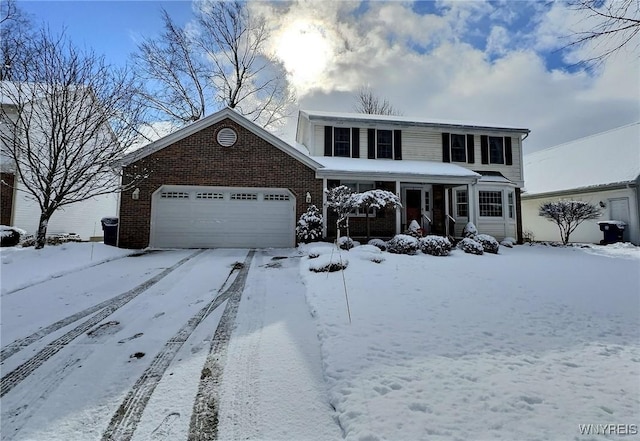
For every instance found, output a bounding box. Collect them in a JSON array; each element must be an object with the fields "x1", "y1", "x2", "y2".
[{"x1": 150, "y1": 185, "x2": 296, "y2": 248}]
